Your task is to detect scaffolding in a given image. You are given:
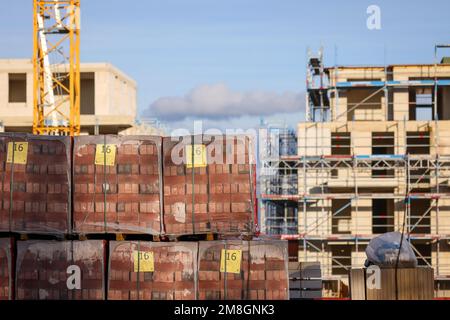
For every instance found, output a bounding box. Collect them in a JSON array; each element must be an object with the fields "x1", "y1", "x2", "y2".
[
  {"x1": 260, "y1": 126, "x2": 298, "y2": 235},
  {"x1": 261, "y1": 47, "x2": 450, "y2": 297}
]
